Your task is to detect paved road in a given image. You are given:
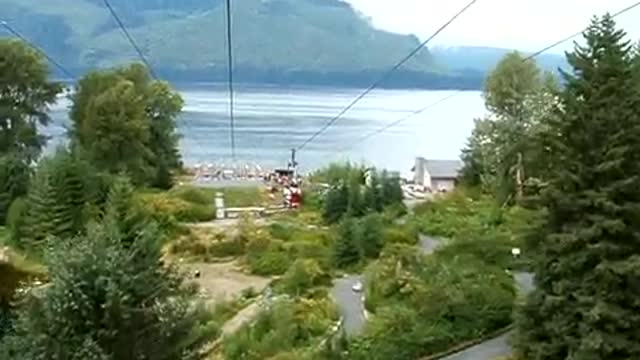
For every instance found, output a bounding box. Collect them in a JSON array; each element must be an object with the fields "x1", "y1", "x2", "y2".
[
  {"x1": 441, "y1": 272, "x2": 535, "y2": 360},
  {"x1": 330, "y1": 275, "x2": 366, "y2": 336},
  {"x1": 330, "y1": 234, "x2": 440, "y2": 337},
  {"x1": 442, "y1": 333, "x2": 512, "y2": 360}
]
